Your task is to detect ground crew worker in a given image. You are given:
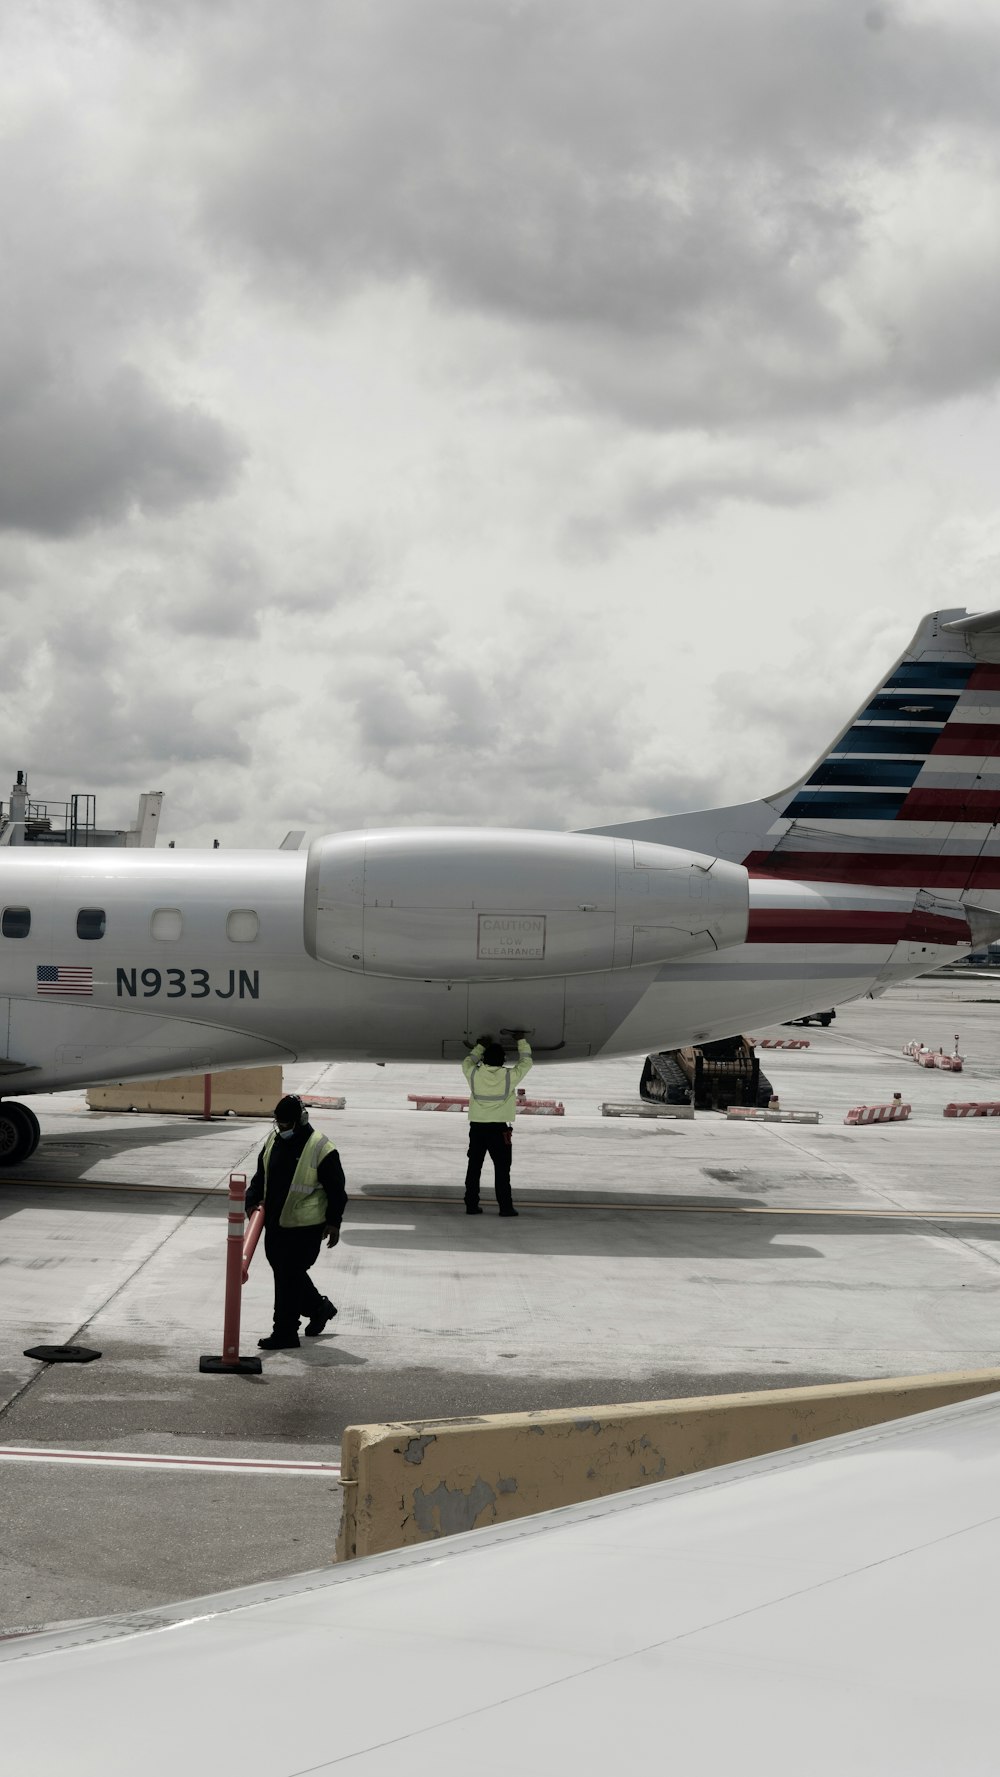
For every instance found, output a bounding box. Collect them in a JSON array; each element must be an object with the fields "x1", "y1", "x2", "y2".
[
  {"x1": 461, "y1": 1033, "x2": 533, "y2": 1215},
  {"x1": 245, "y1": 1094, "x2": 347, "y2": 1350}
]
